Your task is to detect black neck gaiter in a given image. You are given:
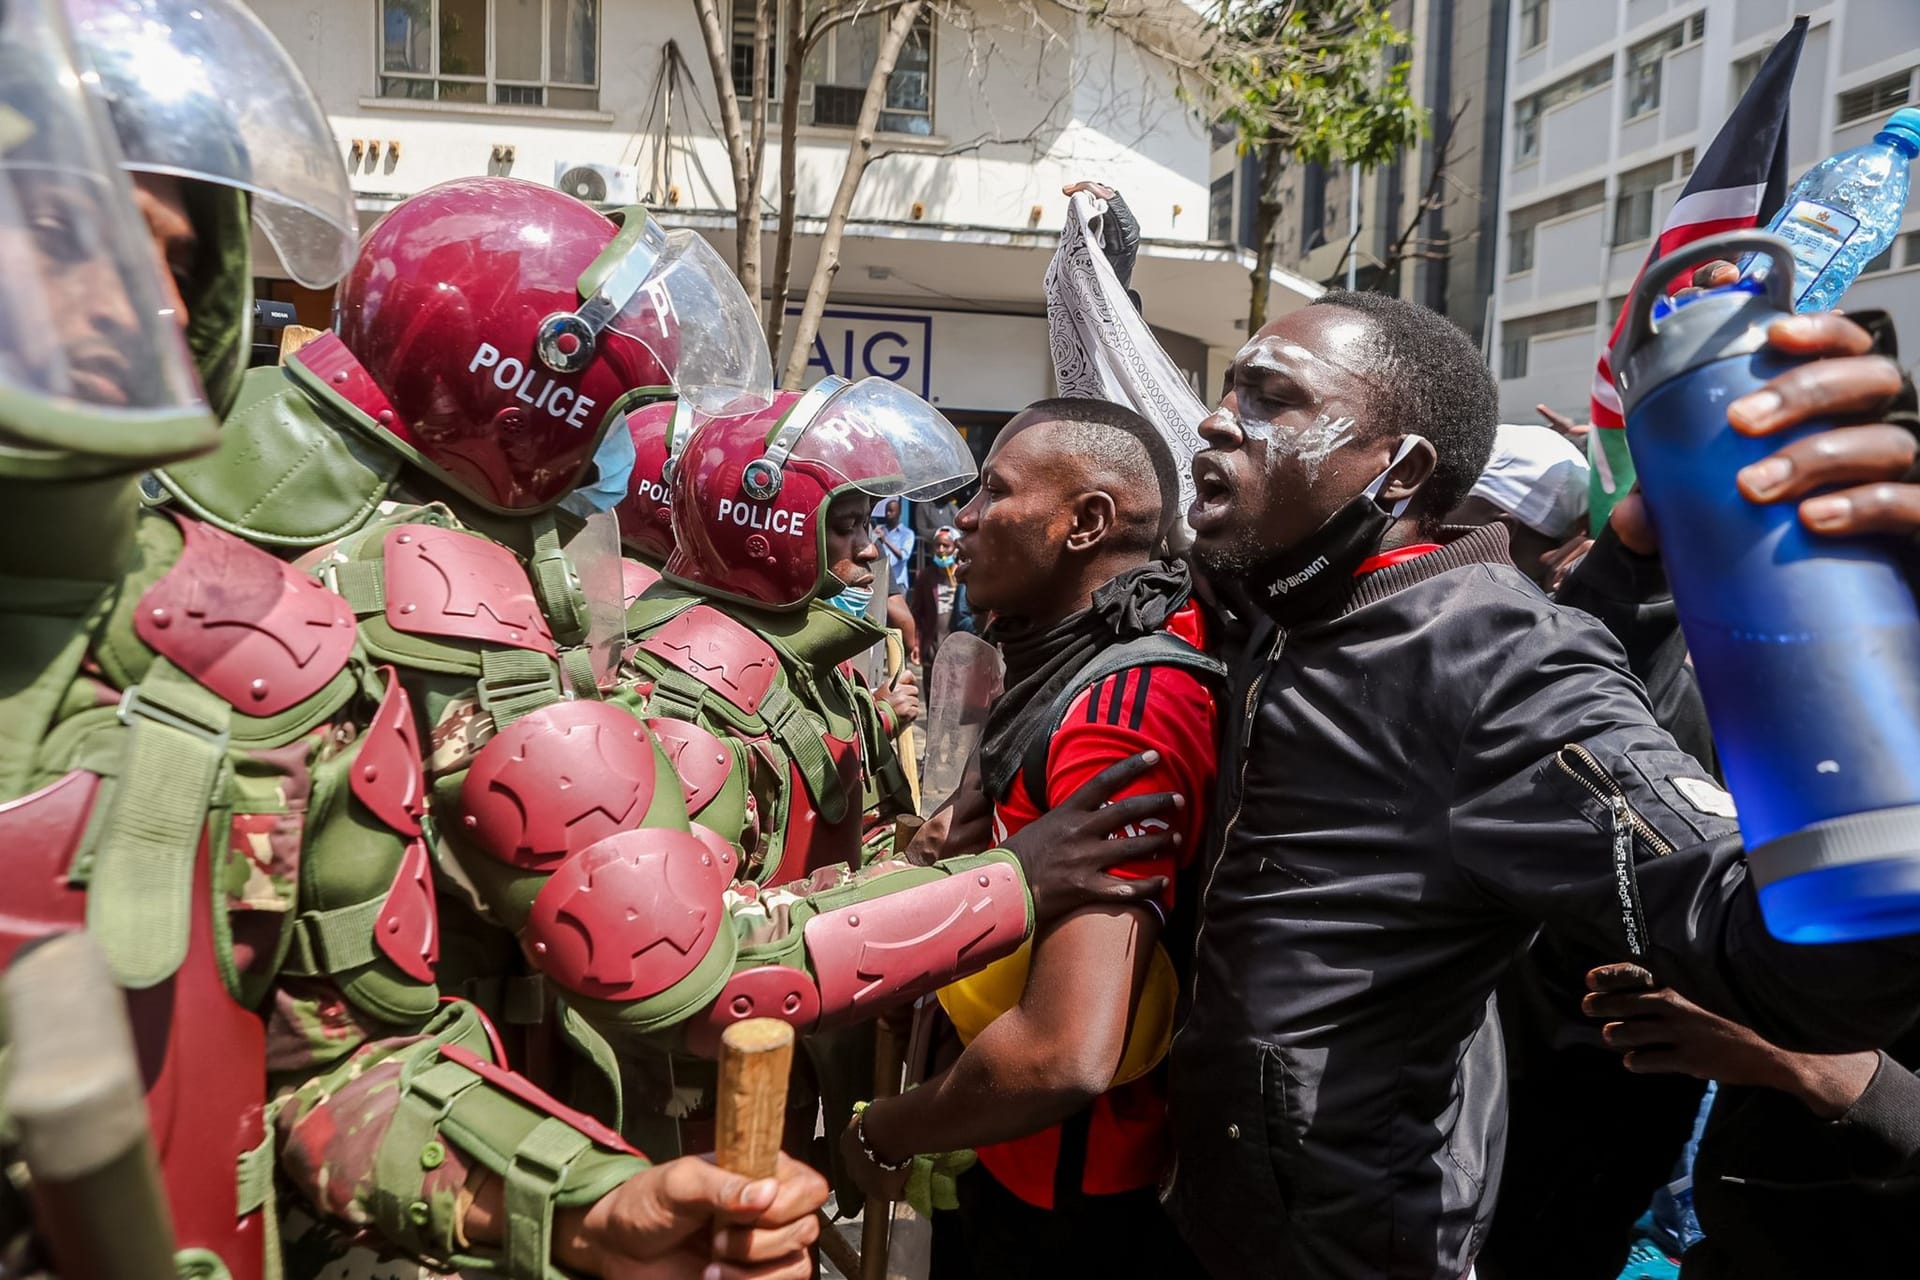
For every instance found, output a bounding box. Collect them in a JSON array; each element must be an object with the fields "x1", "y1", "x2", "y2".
[{"x1": 979, "y1": 559, "x2": 1192, "y2": 802}]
